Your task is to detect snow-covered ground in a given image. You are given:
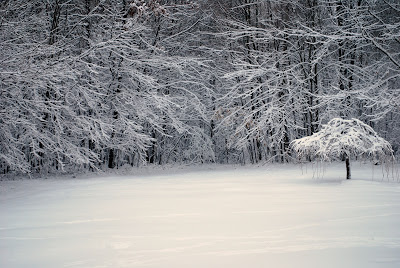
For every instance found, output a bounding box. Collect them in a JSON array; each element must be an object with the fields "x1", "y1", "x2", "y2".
[{"x1": 1, "y1": 163, "x2": 400, "y2": 268}]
